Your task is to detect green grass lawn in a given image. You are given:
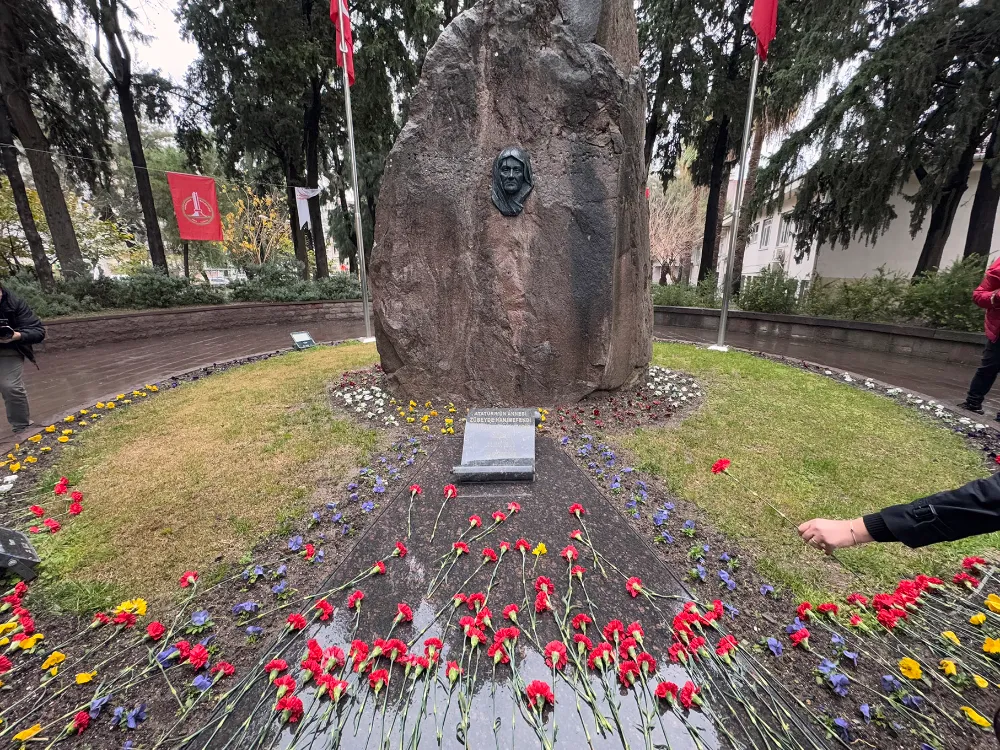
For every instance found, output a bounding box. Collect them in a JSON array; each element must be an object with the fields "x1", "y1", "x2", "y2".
[
  {"x1": 33, "y1": 343, "x2": 381, "y2": 612},
  {"x1": 623, "y1": 342, "x2": 991, "y2": 599}
]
